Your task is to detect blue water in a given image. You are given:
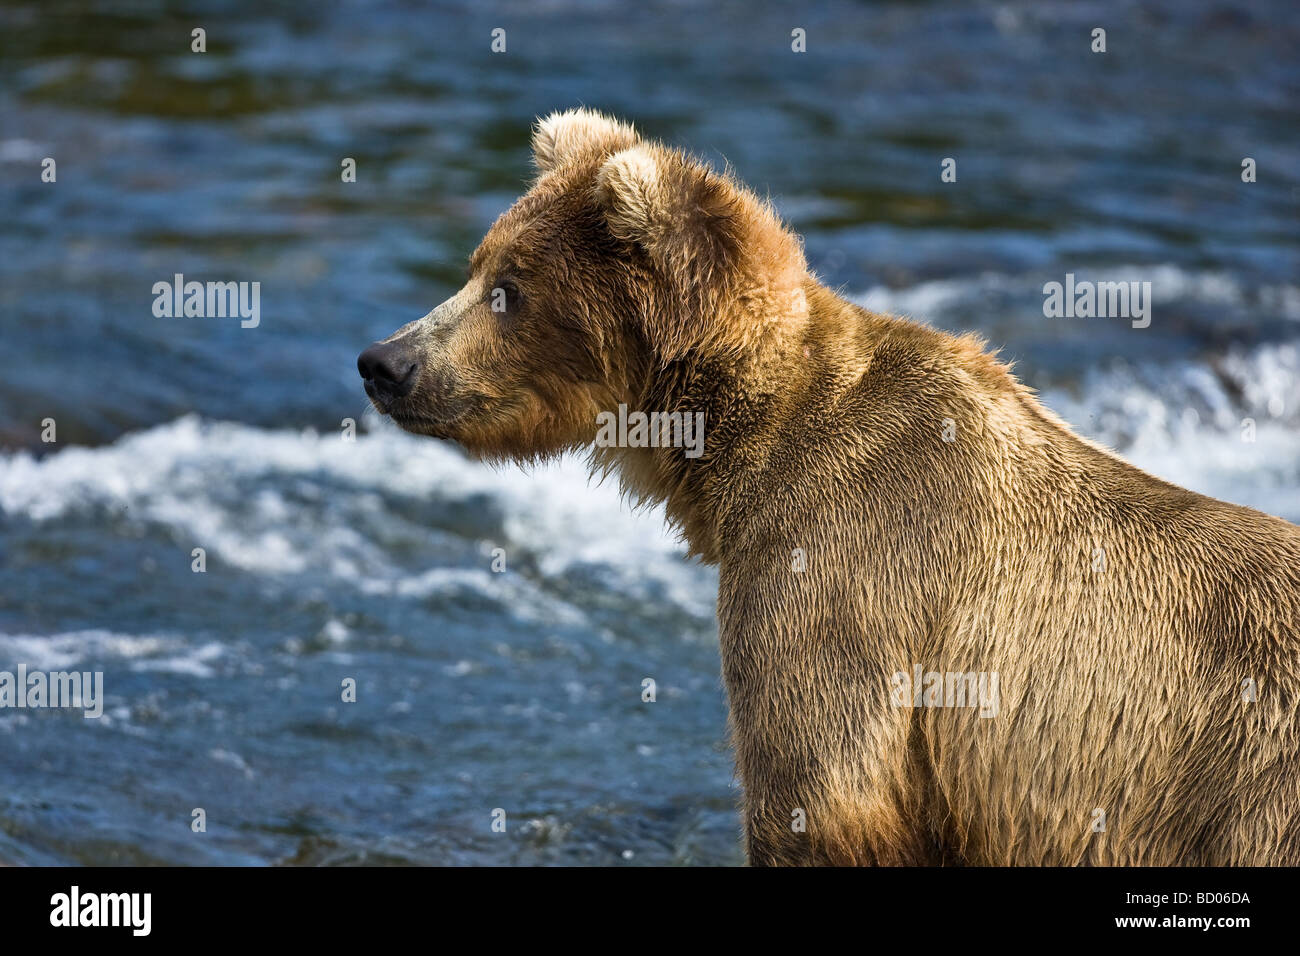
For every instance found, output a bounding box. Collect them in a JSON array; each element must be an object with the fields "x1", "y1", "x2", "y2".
[{"x1": 0, "y1": 0, "x2": 1297, "y2": 864}]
